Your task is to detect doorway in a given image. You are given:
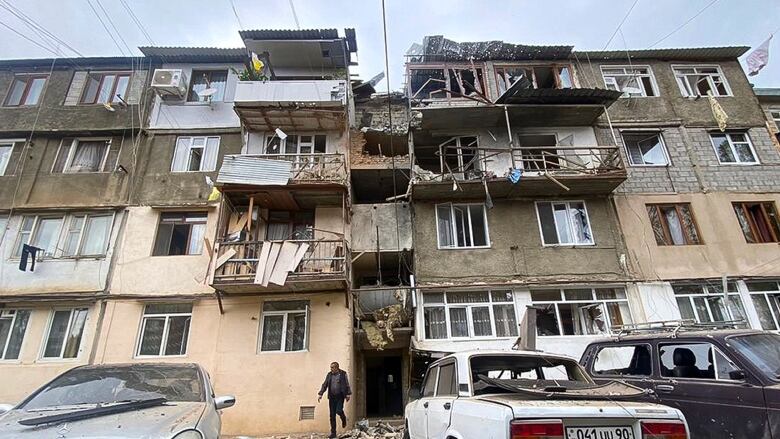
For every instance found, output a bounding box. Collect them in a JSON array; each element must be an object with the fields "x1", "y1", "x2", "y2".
[{"x1": 365, "y1": 355, "x2": 403, "y2": 418}]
